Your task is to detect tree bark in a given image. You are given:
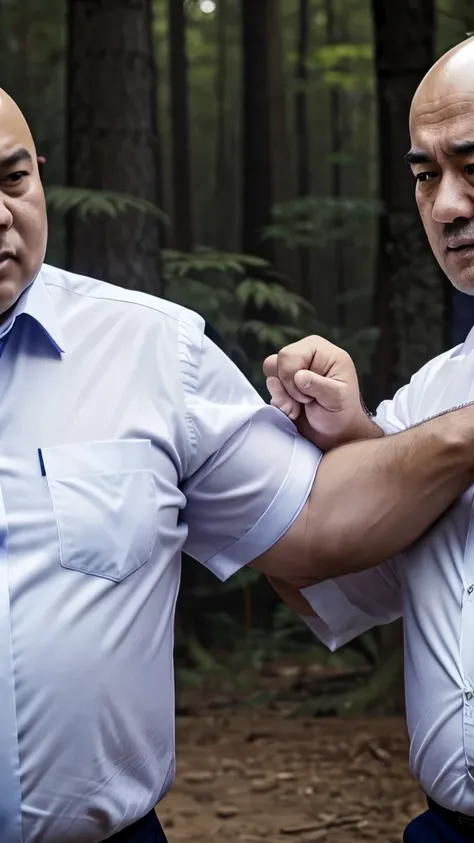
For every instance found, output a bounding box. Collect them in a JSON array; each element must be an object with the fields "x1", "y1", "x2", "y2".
[
  {"x1": 241, "y1": 0, "x2": 274, "y2": 263},
  {"x1": 370, "y1": 0, "x2": 437, "y2": 711},
  {"x1": 370, "y1": 0, "x2": 440, "y2": 405},
  {"x1": 267, "y1": 0, "x2": 298, "y2": 287},
  {"x1": 66, "y1": 0, "x2": 162, "y2": 295},
  {"x1": 168, "y1": 0, "x2": 193, "y2": 252},
  {"x1": 325, "y1": 0, "x2": 345, "y2": 329},
  {"x1": 295, "y1": 0, "x2": 311, "y2": 299},
  {"x1": 214, "y1": 0, "x2": 229, "y2": 250}
]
